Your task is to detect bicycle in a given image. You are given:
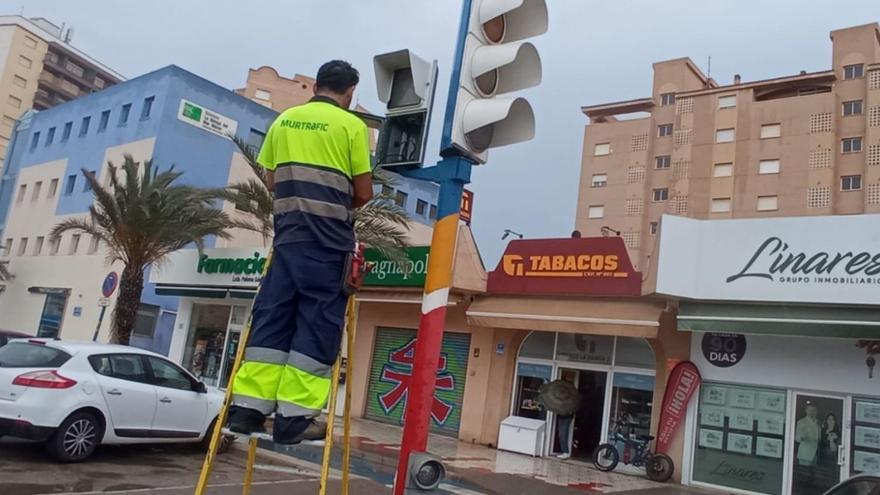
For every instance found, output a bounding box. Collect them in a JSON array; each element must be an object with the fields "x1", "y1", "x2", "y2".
[{"x1": 592, "y1": 420, "x2": 675, "y2": 482}]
